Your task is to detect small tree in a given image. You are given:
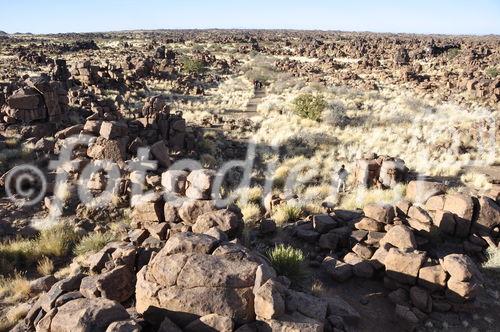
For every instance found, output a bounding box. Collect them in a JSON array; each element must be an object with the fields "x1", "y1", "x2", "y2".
[{"x1": 292, "y1": 94, "x2": 327, "y2": 121}]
